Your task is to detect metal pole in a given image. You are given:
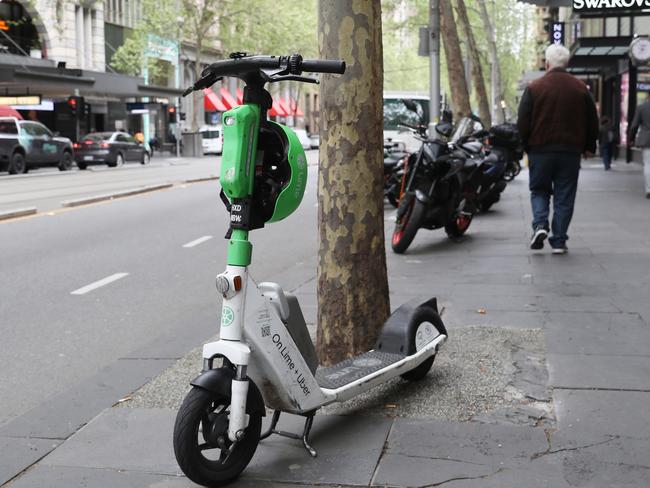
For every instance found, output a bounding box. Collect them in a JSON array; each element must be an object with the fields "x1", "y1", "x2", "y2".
[{"x1": 429, "y1": 0, "x2": 441, "y2": 132}]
